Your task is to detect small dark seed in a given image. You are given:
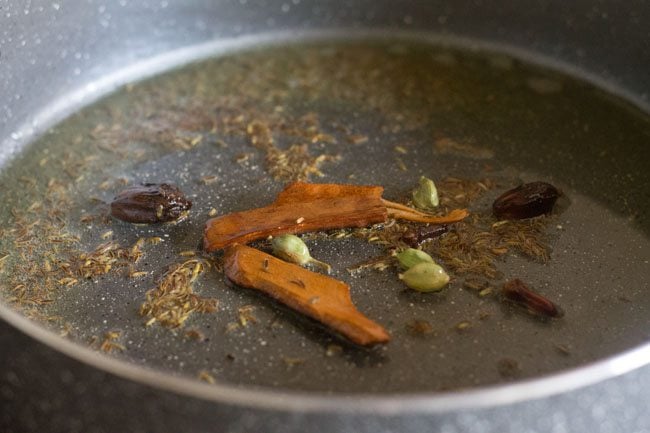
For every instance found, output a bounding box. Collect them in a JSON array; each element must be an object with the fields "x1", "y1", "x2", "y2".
[
  {"x1": 110, "y1": 183, "x2": 192, "y2": 223},
  {"x1": 493, "y1": 181, "x2": 560, "y2": 220}
]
